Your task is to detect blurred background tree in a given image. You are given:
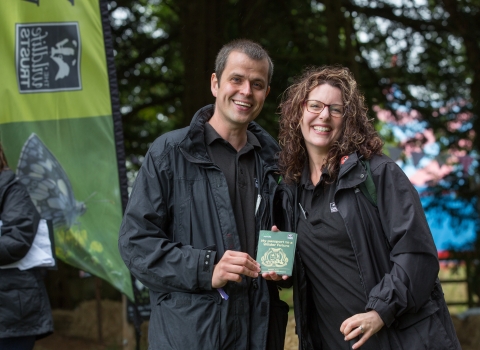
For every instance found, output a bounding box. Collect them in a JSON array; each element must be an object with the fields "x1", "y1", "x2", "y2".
[{"x1": 109, "y1": 0, "x2": 479, "y2": 302}]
